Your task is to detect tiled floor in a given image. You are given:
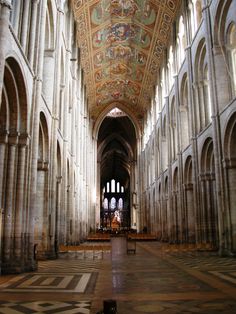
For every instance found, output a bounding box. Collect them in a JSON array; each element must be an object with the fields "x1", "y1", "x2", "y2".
[{"x1": 0, "y1": 238, "x2": 236, "y2": 313}]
